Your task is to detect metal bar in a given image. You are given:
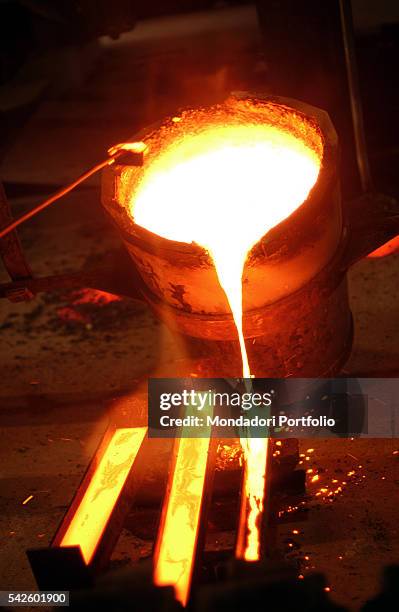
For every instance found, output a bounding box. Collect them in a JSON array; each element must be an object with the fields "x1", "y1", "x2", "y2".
[
  {"x1": 0, "y1": 182, "x2": 32, "y2": 279},
  {"x1": 0, "y1": 272, "x2": 104, "y2": 298},
  {"x1": 28, "y1": 393, "x2": 150, "y2": 589},
  {"x1": 28, "y1": 424, "x2": 148, "y2": 589},
  {"x1": 339, "y1": 0, "x2": 373, "y2": 193},
  {"x1": 0, "y1": 144, "x2": 146, "y2": 241},
  {"x1": 0, "y1": 247, "x2": 147, "y2": 301},
  {"x1": 256, "y1": 0, "x2": 363, "y2": 197},
  {"x1": 55, "y1": 426, "x2": 147, "y2": 567},
  {"x1": 27, "y1": 546, "x2": 92, "y2": 591},
  {"x1": 235, "y1": 437, "x2": 271, "y2": 561},
  {"x1": 153, "y1": 409, "x2": 215, "y2": 607}
]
